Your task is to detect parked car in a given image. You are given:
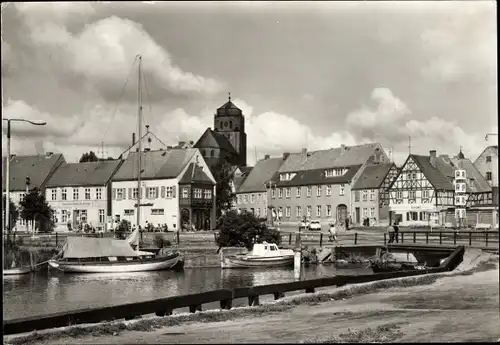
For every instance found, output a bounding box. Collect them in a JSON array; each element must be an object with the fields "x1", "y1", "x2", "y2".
[{"x1": 308, "y1": 220, "x2": 321, "y2": 231}]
